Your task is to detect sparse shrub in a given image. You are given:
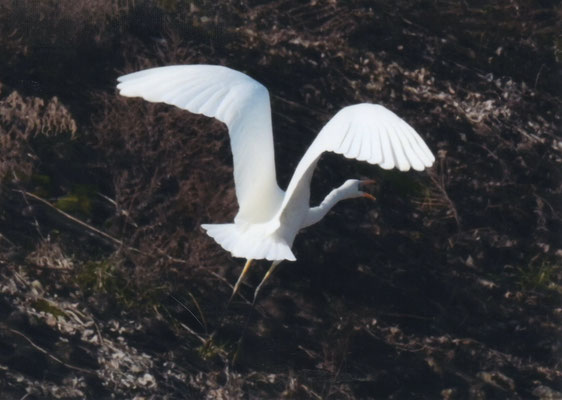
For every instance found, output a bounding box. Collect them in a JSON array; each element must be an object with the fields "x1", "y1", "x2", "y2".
[{"x1": 0, "y1": 85, "x2": 76, "y2": 182}]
